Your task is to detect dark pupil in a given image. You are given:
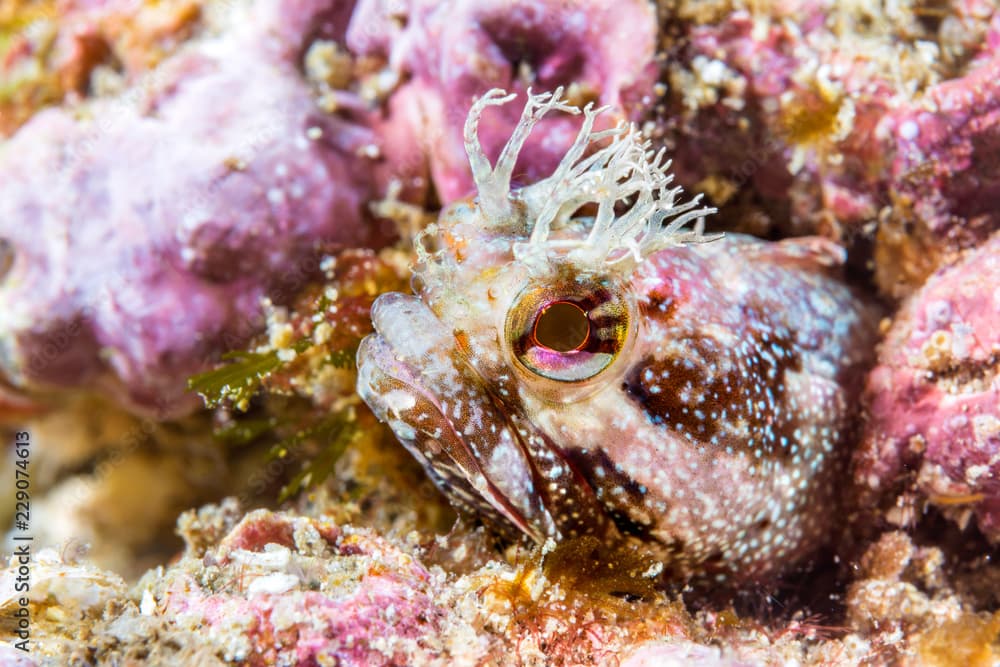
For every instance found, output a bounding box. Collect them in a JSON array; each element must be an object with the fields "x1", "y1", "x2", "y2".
[{"x1": 532, "y1": 301, "x2": 589, "y2": 352}]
